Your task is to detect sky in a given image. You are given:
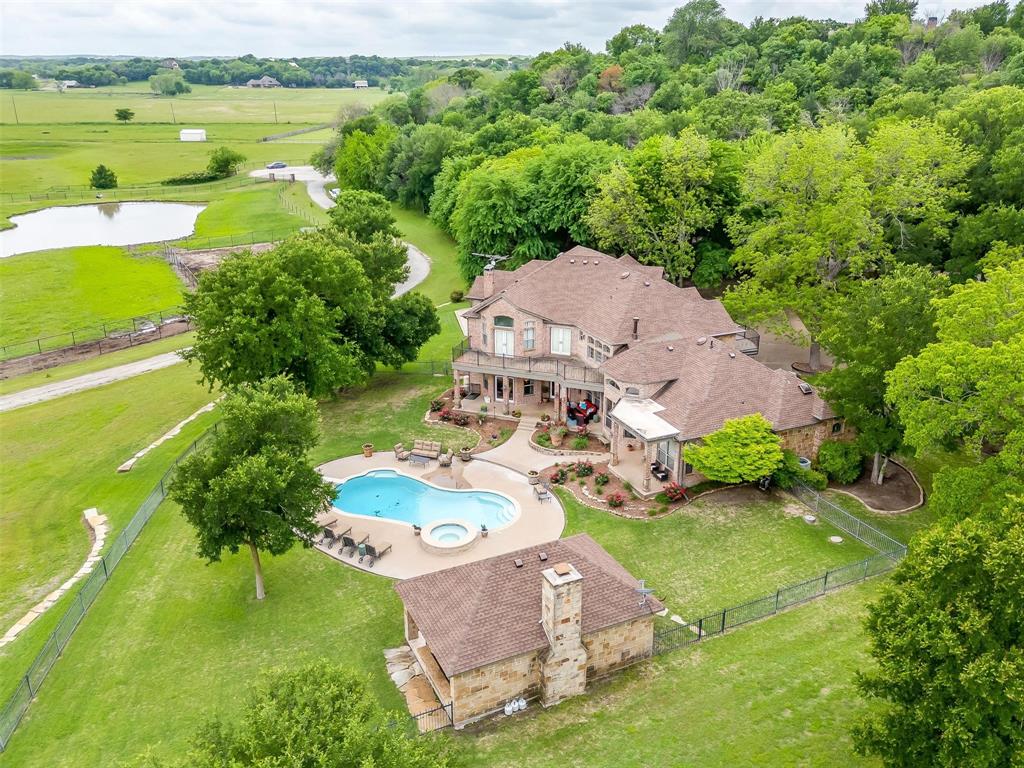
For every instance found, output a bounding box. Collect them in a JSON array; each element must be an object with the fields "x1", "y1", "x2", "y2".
[{"x1": 0, "y1": 0, "x2": 995, "y2": 58}]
